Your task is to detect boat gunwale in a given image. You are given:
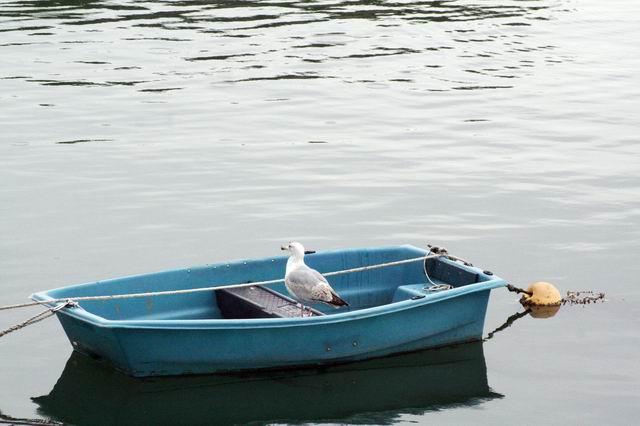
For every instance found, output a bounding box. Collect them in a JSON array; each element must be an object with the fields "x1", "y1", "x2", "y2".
[{"x1": 30, "y1": 247, "x2": 507, "y2": 330}]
